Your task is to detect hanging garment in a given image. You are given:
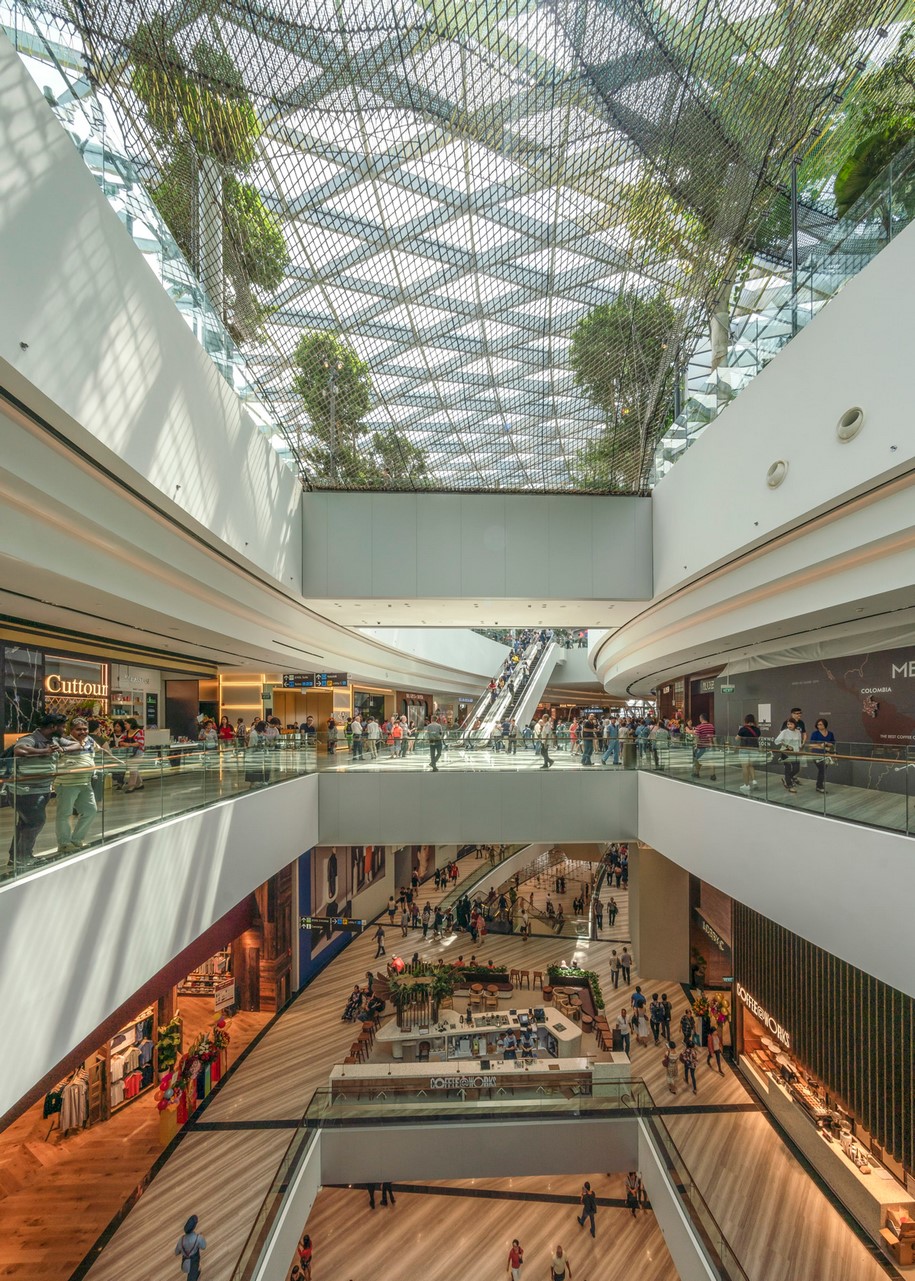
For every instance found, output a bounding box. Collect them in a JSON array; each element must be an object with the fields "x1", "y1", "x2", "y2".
[
  {"x1": 60, "y1": 1078, "x2": 88, "y2": 1130},
  {"x1": 124, "y1": 1071, "x2": 143, "y2": 1099},
  {"x1": 110, "y1": 1080, "x2": 125, "y2": 1108},
  {"x1": 43, "y1": 1090, "x2": 63, "y2": 1118}
]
